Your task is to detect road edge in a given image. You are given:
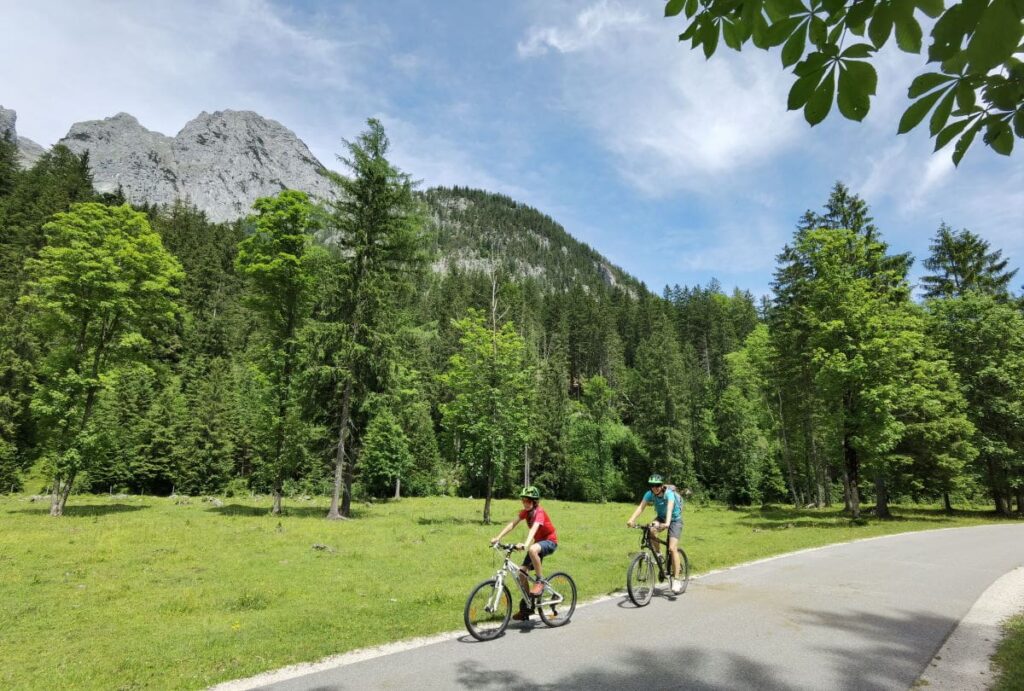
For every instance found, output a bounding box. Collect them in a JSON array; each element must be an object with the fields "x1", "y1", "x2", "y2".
[{"x1": 915, "y1": 565, "x2": 1024, "y2": 690}]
